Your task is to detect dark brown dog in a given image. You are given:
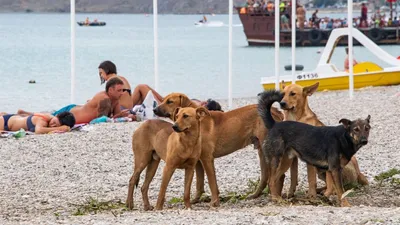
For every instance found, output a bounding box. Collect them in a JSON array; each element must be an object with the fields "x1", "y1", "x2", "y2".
[
  {"x1": 279, "y1": 82, "x2": 369, "y2": 198},
  {"x1": 126, "y1": 107, "x2": 210, "y2": 210},
  {"x1": 153, "y1": 92, "x2": 284, "y2": 205}
]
